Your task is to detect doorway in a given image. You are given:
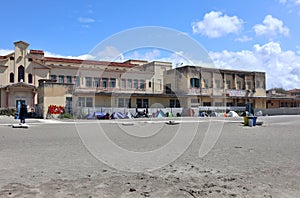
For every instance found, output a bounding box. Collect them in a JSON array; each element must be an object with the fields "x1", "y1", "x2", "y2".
[{"x1": 16, "y1": 100, "x2": 25, "y2": 108}]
